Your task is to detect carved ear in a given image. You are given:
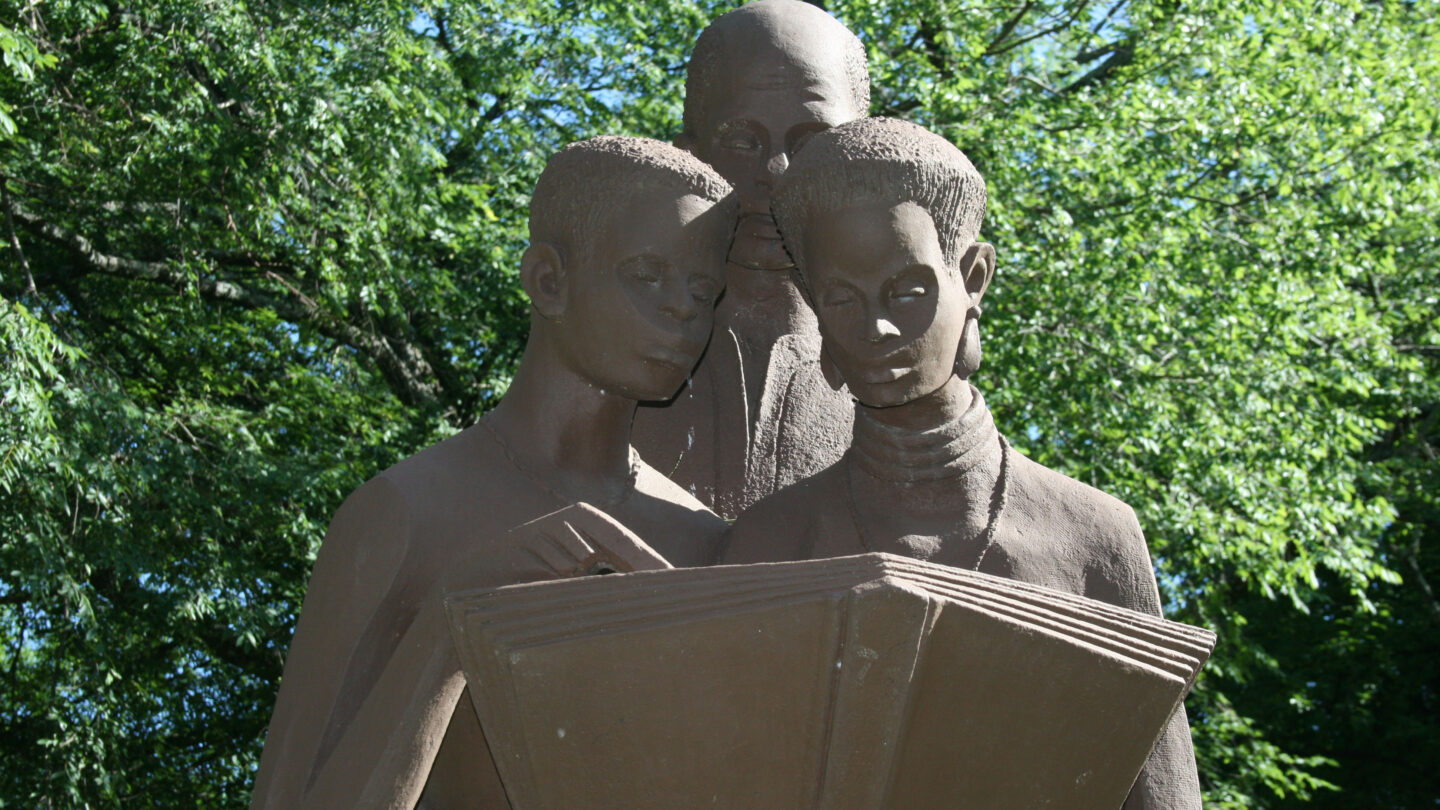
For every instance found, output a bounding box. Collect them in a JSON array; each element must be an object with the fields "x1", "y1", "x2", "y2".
[
  {"x1": 953, "y1": 242, "x2": 994, "y2": 379},
  {"x1": 957, "y1": 242, "x2": 996, "y2": 306},
  {"x1": 521, "y1": 241, "x2": 567, "y2": 321},
  {"x1": 954, "y1": 313, "x2": 982, "y2": 379}
]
